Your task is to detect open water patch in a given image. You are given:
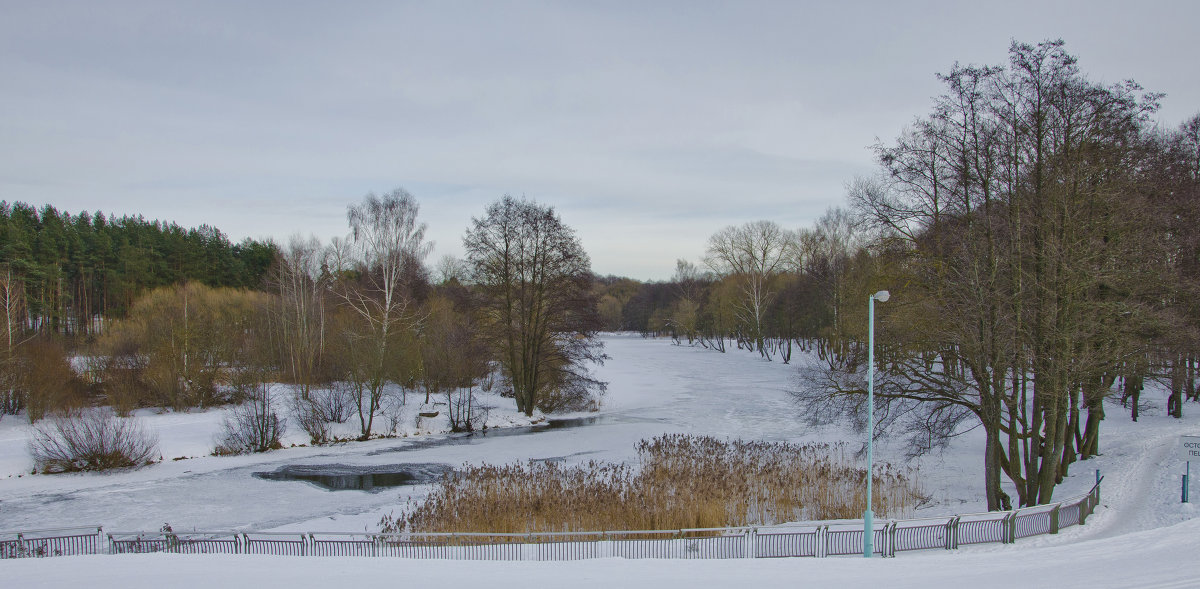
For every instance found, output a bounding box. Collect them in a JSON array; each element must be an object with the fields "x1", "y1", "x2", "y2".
[{"x1": 253, "y1": 463, "x2": 452, "y2": 492}]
